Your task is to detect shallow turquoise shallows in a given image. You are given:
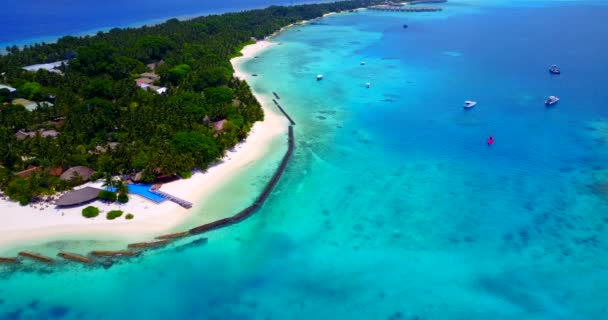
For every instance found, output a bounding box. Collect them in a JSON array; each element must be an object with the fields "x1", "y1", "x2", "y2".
[{"x1": 2, "y1": 1, "x2": 608, "y2": 319}]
